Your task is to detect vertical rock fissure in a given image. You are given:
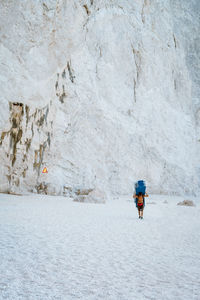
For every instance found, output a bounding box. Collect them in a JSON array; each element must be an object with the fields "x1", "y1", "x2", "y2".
[
  {"x1": 67, "y1": 61, "x2": 75, "y2": 83},
  {"x1": 132, "y1": 46, "x2": 142, "y2": 103}
]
